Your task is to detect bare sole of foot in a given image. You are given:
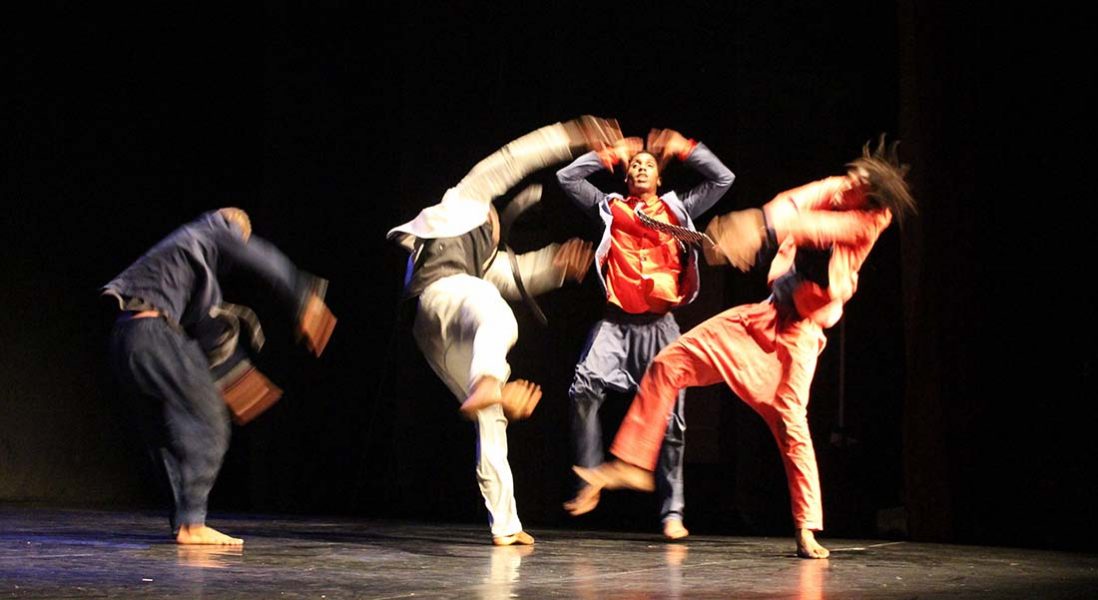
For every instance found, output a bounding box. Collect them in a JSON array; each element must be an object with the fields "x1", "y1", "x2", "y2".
[
  {"x1": 460, "y1": 376, "x2": 503, "y2": 417},
  {"x1": 795, "y1": 528, "x2": 829, "y2": 559},
  {"x1": 501, "y1": 380, "x2": 541, "y2": 421},
  {"x1": 574, "y1": 461, "x2": 656, "y2": 492},
  {"x1": 563, "y1": 485, "x2": 601, "y2": 516},
  {"x1": 460, "y1": 378, "x2": 542, "y2": 421},
  {"x1": 176, "y1": 525, "x2": 244, "y2": 546},
  {"x1": 663, "y1": 519, "x2": 689, "y2": 541},
  {"x1": 492, "y1": 531, "x2": 535, "y2": 546}
]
